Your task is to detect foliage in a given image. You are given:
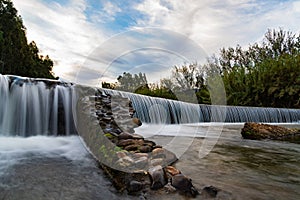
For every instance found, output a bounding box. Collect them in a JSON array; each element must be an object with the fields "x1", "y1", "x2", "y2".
[
  {"x1": 102, "y1": 81, "x2": 116, "y2": 89},
  {"x1": 116, "y1": 72, "x2": 148, "y2": 92},
  {"x1": 0, "y1": 0, "x2": 55, "y2": 79},
  {"x1": 211, "y1": 28, "x2": 300, "y2": 108}
]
